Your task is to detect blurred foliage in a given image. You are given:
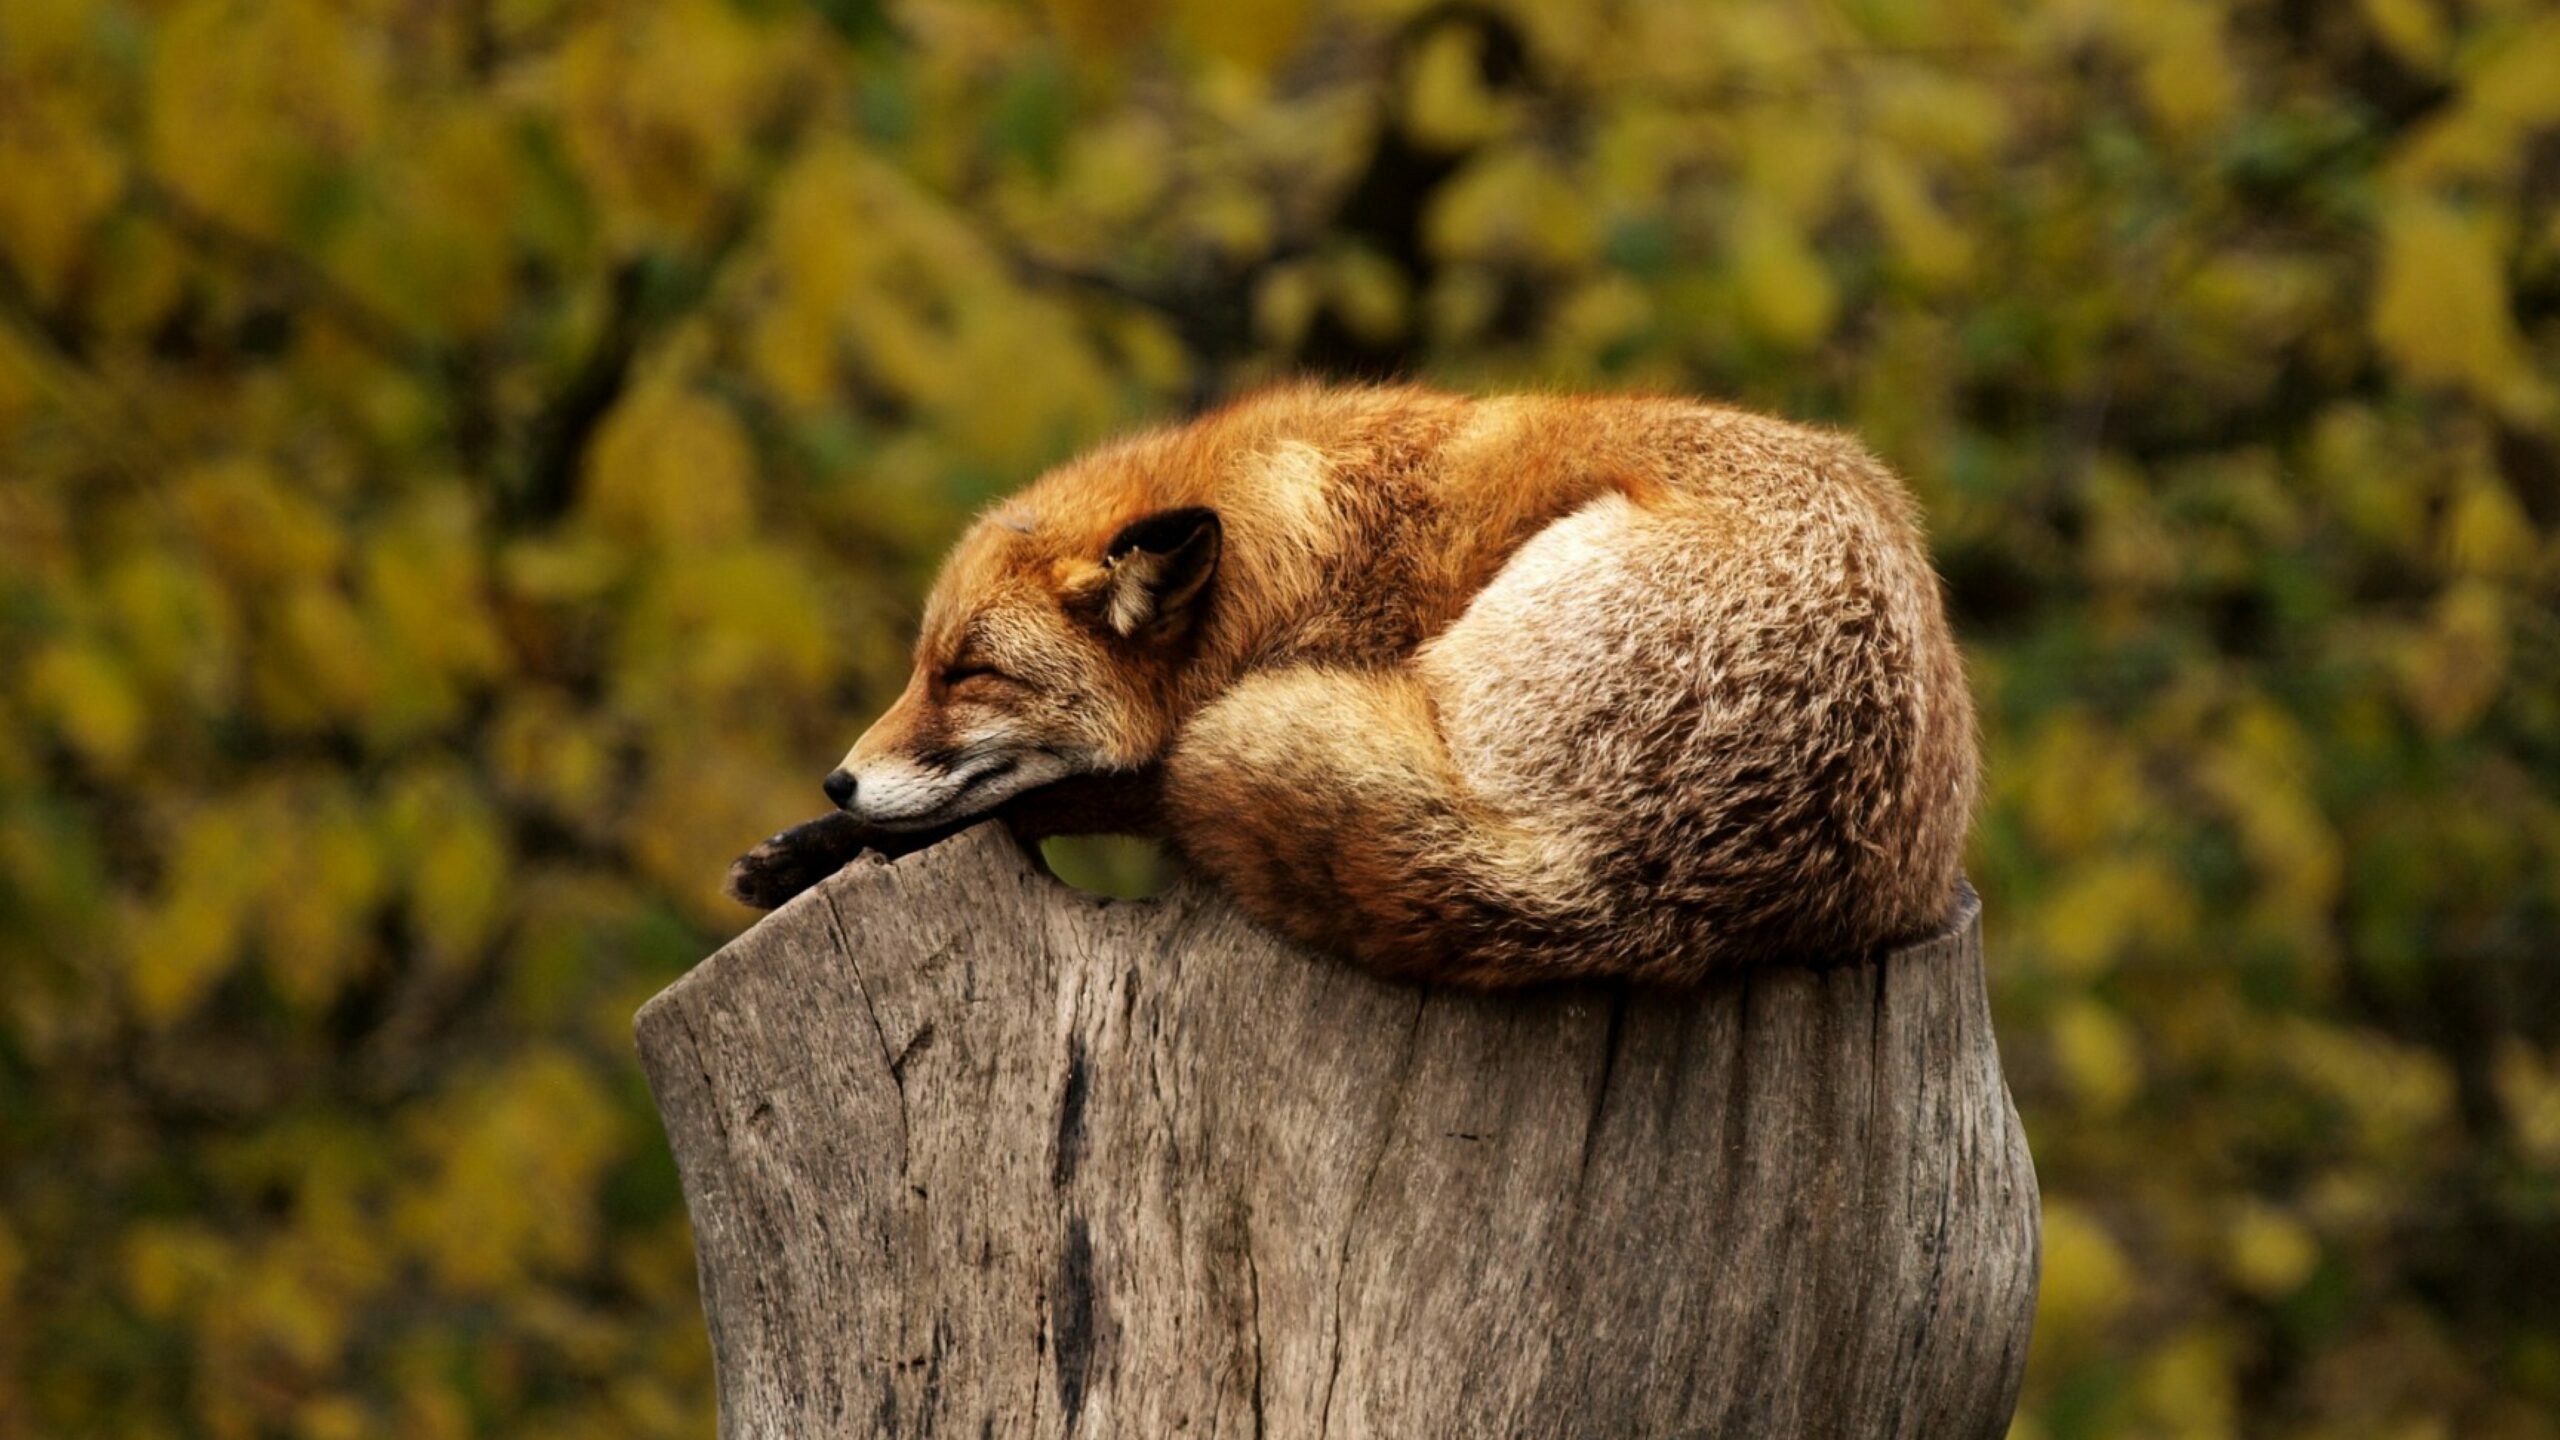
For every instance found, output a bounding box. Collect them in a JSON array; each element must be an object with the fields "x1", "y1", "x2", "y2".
[{"x1": 1, "y1": 0, "x2": 2557, "y2": 1433}]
